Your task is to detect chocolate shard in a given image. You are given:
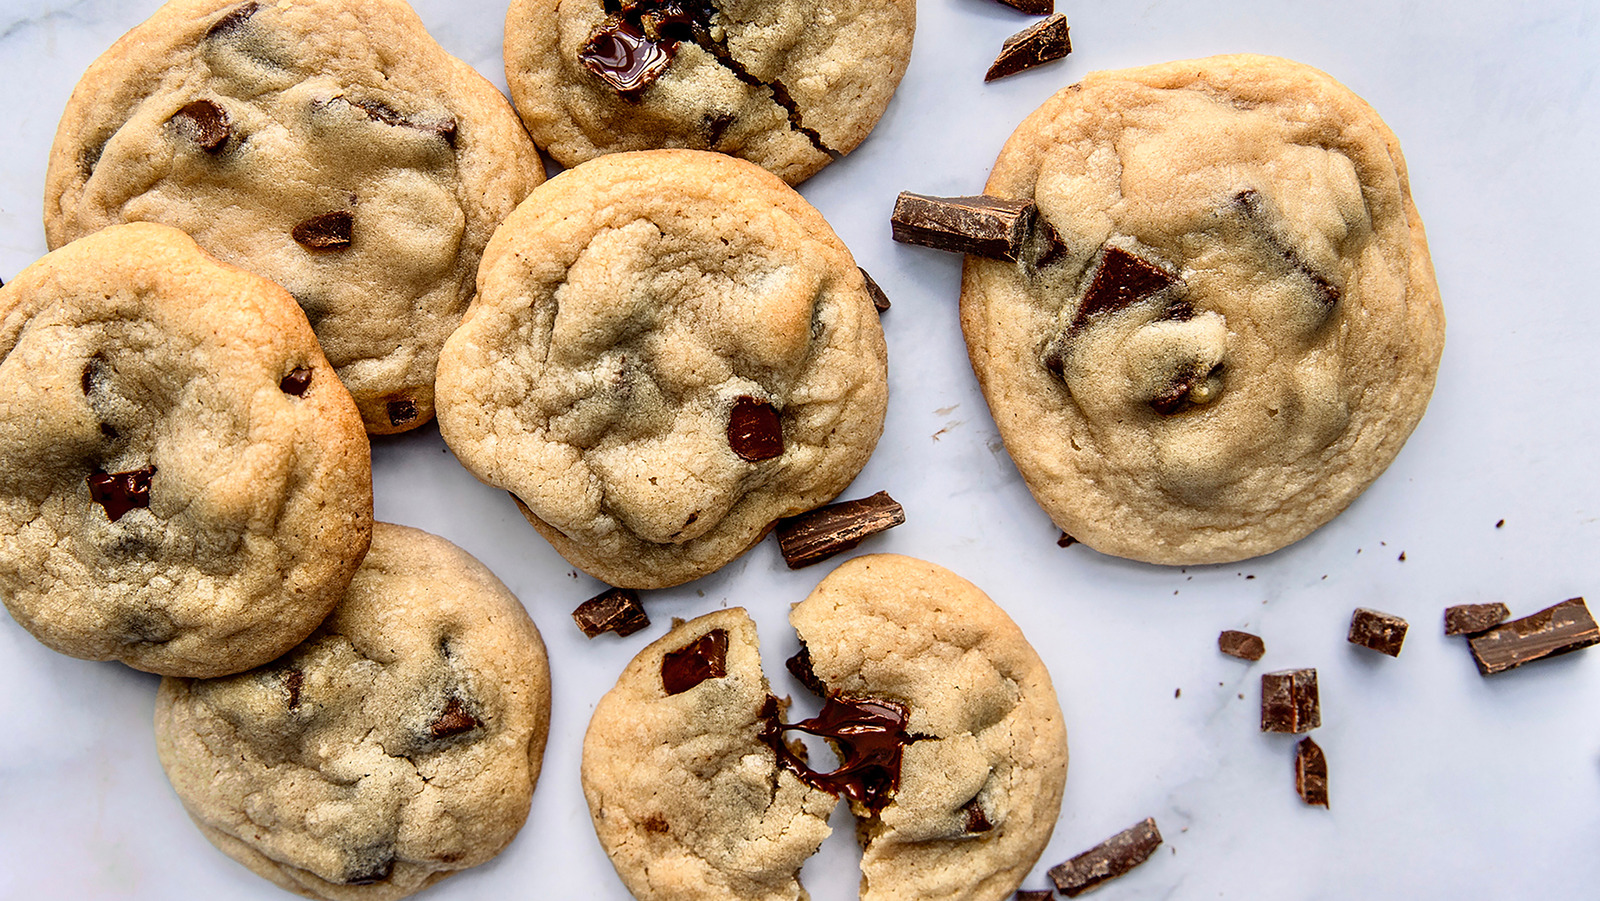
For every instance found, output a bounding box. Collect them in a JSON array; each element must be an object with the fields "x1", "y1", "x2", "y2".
[
  {"x1": 1218, "y1": 629, "x2": 1265, "y2": 661},
  {"x1": 386, "y1": 397, "x2": 418, "y2": 427},
  {"x1": 1444, "y1": 603, "x2": 1510, "y2": 636},
  {"x1": 292, "y1": 211, "x2": 353, "y2": 250},
  {"x1": 1015, "y1": 892, "x2": 1055, "y2": 901},
  {"x1": 985, "y1": 14, "x2": 1072, "y2": 82},
  {"x1": 87, "y1": 465, "x2": 156, "y2": 522},
  {"x1": 891, "y1": 192, "x2": 1038, "y2": 263},
  {"x1": 1467, "y1": 597, "x2": 1600, "y2": 676},
  {"x1": 170, "y1": 99, "x2": 230, "y2": 153},
  {"x1": 429, "y1": 695, "x2": 481, "y2": 739},
  {"x1": 1347, "y1": 607, "x2": 1408, "y2": 657},
  {"x1": 279, "y1": 366, "x2": 312, "y2": 396},
  {"x1": 993, "y1": 0, "x2": 1053, "y2": 13},
  {"x1": 662, "y1": 628, "x2": 729, "y2": 695},
  {"x1": 1048, "y1": 818, "x2": 1163, "y2": 897},
  {"x1": 1070, "y1": 246, "x2": 1180, "y2": 331},
  {"x1": 728, "y1": 396, "x2": 784, "y2": 462},
  {"x1": 775, "y1": 491, "x2": 905, "y2": 569},
  {"x1": 1260, "y1": 668, "x2": 1319, "y2": 733},
  {"x1": 573, "y1": 587, "x2": 650, "y2": 638},
  {"x1": 1295, "y1": 736, "x2": 1329, "y2": 808},
  {"x1": 580, "y1": 17, "x2": 676, "y2": 99},
  {"x1": 859, "y1": 267, "x2": 891, "y2": 312}
]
